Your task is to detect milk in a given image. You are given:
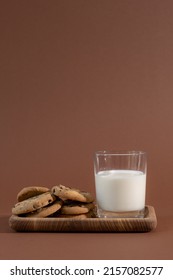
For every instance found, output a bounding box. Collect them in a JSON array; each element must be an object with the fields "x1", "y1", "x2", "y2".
[{"x1": 95, "y1": 170, "x2": 146, "y2": 212}]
